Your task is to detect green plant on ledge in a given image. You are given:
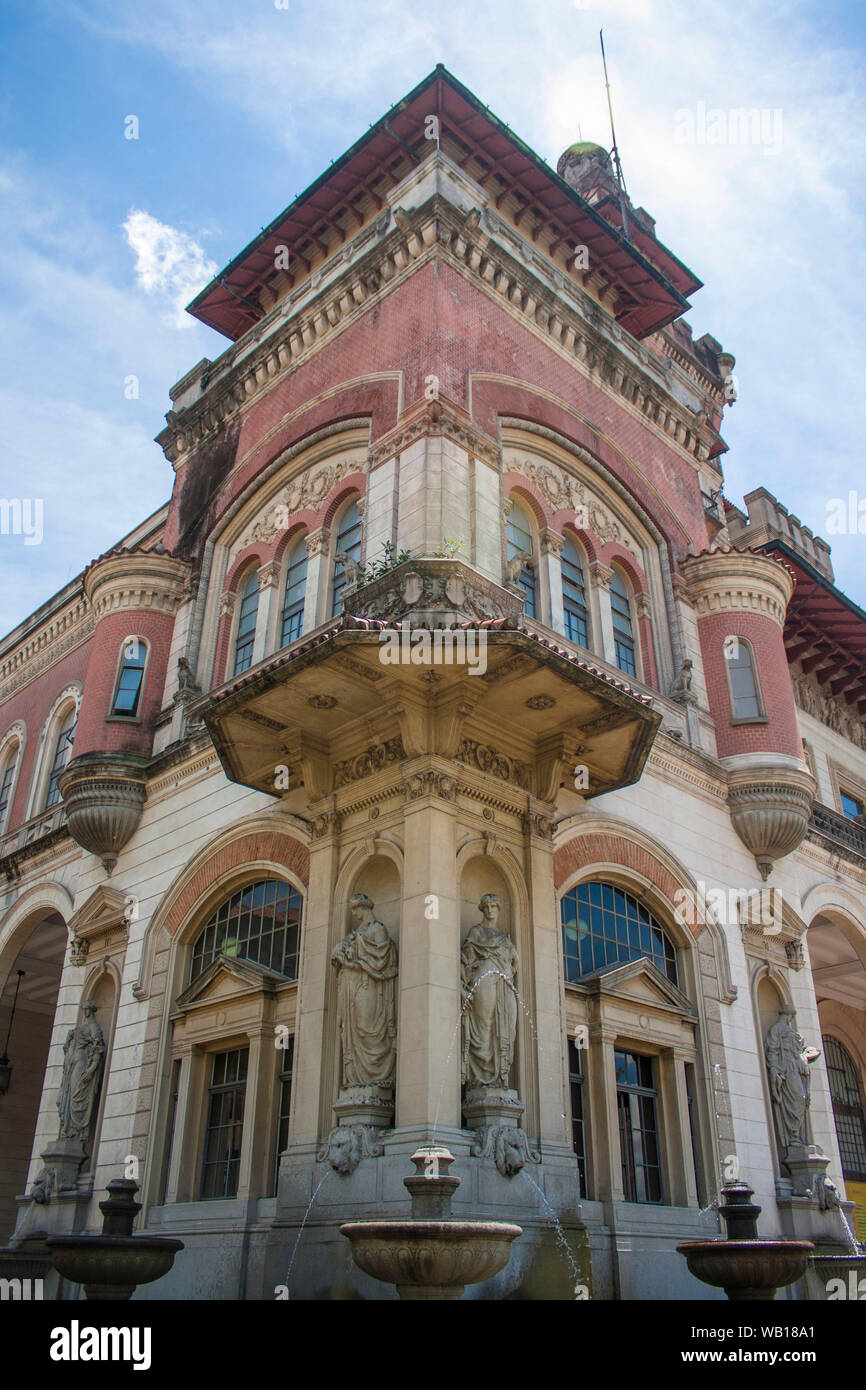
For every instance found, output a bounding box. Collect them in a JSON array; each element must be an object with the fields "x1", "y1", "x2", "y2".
[
  {"x1": 433, "y1": 538, "x2": 466, "y2": 558},
  {"x1": 355, "y1": 541, "x2": 413, "y2": 585}
]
